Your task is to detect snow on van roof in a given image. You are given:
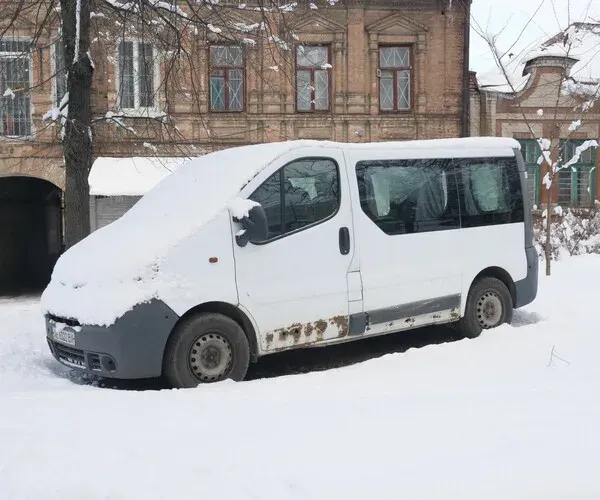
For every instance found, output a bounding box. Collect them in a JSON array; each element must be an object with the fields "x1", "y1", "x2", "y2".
[
  {"x1": 41, "y1": 141, "x2": 314, "y2": 325},
  {"x1": 41, "y1": 138, "x2": 519, "y2": 326},
  {"x1": 323, "y1": 137, "x2": 521, "y2": 151},
  {"x1": 89, "y1": 157, "x2": 191, "y2": 197}
]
